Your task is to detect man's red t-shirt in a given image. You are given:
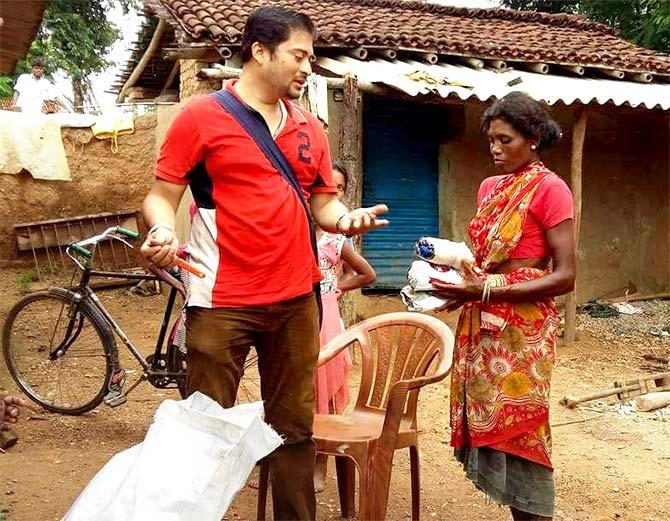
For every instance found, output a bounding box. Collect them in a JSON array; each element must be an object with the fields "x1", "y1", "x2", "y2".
[{"x1": 155, "y1": 81, "x2": 336, "y2": 308}]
